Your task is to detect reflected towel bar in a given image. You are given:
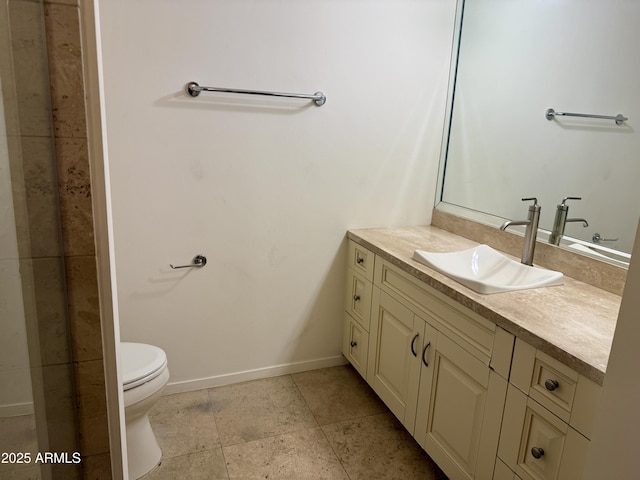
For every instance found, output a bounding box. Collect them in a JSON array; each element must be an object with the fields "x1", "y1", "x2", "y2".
[
  {"x1": 546, "y1": 108, "x2": 628, "y2": 125},
  {"x1": 185, "y1": 81, "x2": 326, "y2": 106}
]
